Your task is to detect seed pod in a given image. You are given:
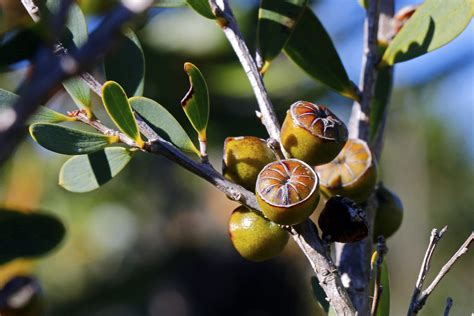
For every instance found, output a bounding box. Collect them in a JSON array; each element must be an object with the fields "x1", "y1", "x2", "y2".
[
  {"x1": 222, "y1": 136, "x2": 276, "y2": 191},
  {"x1": 373, "y1": 184, "x2": 403, "y2": 239},
  {"x1": 228, "y1": 205, "x2": 289, "y2": 262},
  {"x1": 256, "y1": 159, "x2": 320, "y2": 225},
  {"x1": 316, "y1": 139, "x2": 377, "y2": 203},
  {"x1": 318, "y1": 196, "x2": 368, "y2": 243},
  {"x1": 281, "y1": 101, "x2": 348, "y2": 166}
]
